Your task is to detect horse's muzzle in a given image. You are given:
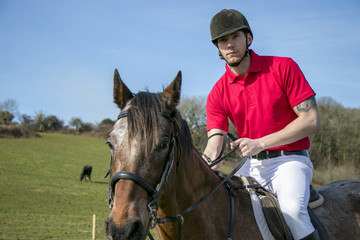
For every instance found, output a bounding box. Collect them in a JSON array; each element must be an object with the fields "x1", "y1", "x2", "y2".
[{"x1": 105, "y1": 217, "x2": 145, "y2": 240}]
